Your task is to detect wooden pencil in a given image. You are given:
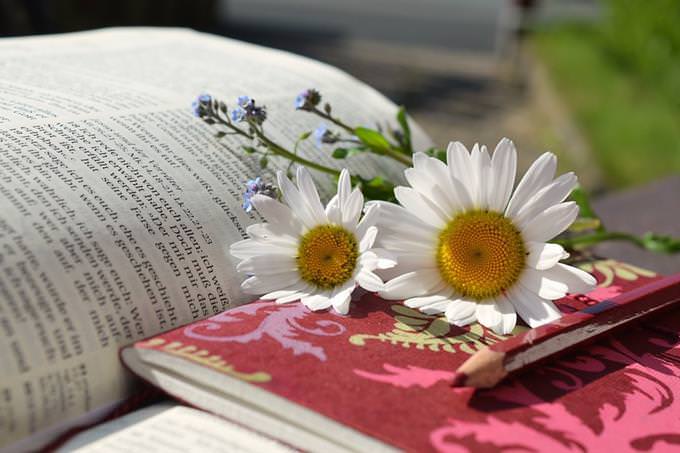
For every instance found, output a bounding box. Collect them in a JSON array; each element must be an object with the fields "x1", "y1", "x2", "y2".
[{"x1": 451, "y1": 273, "x2": 680, "y2": 388}]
